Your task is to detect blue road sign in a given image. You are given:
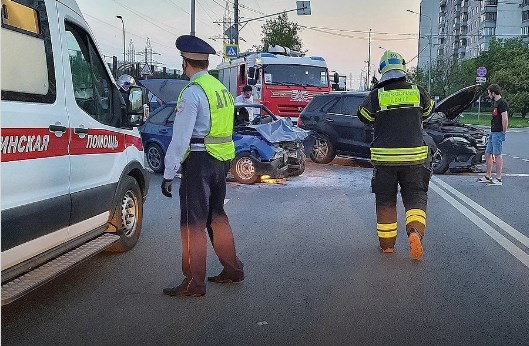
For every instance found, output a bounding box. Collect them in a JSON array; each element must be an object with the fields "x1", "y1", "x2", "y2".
[
  {"x1": 477, "y1": 66, "x2": 487, "y2": 77},
  {"x1": 224, "y1": 44, "x2": 239, "y2": 59}
]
